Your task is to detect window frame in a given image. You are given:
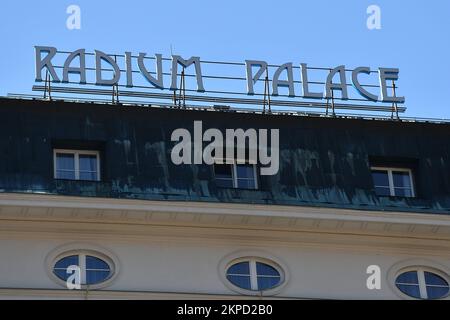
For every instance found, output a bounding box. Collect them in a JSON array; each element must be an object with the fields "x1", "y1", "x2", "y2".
[
  {"x1": 225, "y1": 257, "x2": 283, "y2": 292},
  {"x1": 50, "y1": 249, "x2": 115, "y2": 289},
  {"x1": 370, "y1": 166, "x2": 415, "y2": 197},
  {"x1": 213, "y1": 158, "x2": 258, "y2": 190},
  {"x1": 395, "y1": 267, "x2": 450, "y2": 300},
  {"x1": 53, "y1": 149, "x2": 101, "y2": 181}
]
